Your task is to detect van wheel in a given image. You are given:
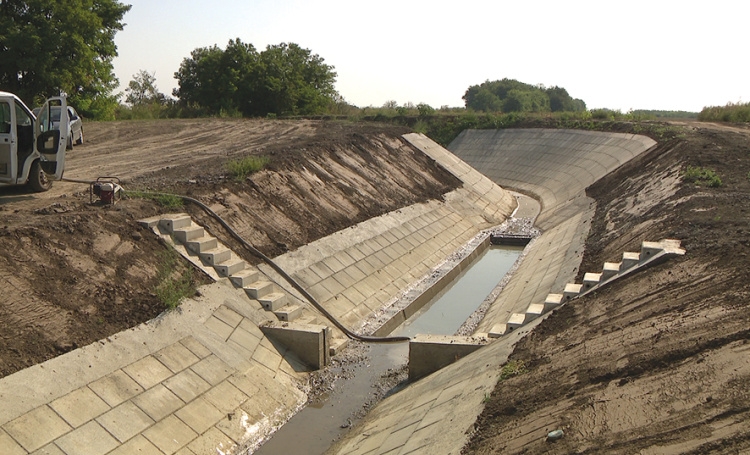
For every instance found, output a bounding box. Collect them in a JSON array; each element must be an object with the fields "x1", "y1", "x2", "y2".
[
  {"x1": 67, "y1": 135, "x2": 73, "y2": 150},
  {"x1": 76, "y1": 129, "x2": 83, "y2": 145},
  {"x1": 28, "y1": 160, "x2": 52, "y2": 192}
]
